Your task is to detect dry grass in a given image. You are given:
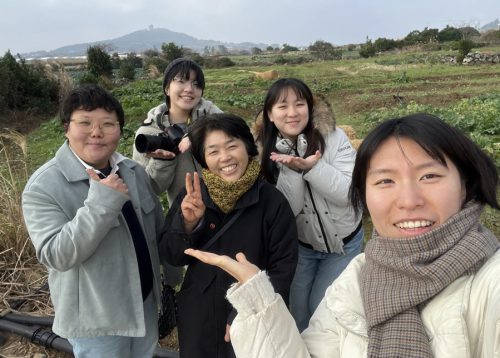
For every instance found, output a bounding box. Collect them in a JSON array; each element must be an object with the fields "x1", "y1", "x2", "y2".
[{"x1": 0, "y1": 131, "x2": 32, "y2": 258}]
